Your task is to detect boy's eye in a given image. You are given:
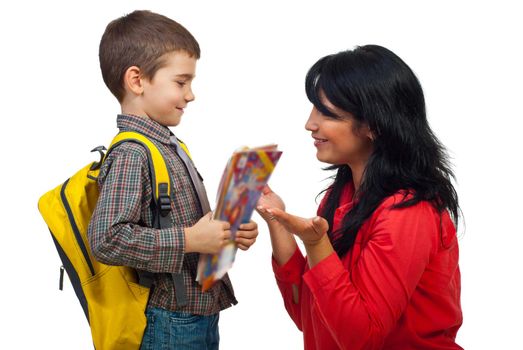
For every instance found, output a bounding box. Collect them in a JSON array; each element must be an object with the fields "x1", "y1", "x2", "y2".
[{"x1": 176, "y1": 81, "x2": 187, "y2": 87}]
